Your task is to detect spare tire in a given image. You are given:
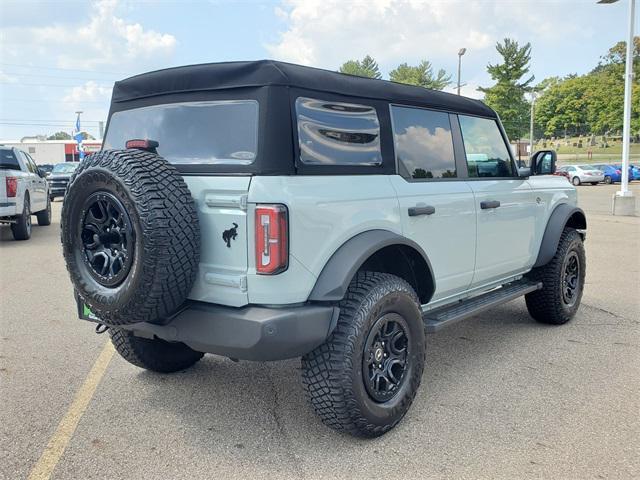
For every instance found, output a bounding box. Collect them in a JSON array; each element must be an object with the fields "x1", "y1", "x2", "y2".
[{"x1": 61, "y1": 149, "x2": 200, "y2": 326}]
